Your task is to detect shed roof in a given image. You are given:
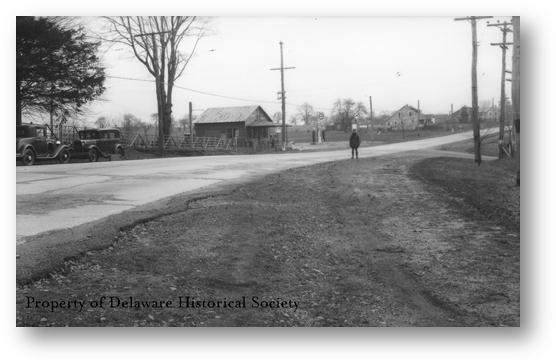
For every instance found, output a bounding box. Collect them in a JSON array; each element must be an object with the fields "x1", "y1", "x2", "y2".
[{"x1": 195, "y1": 105, "x2": 274, "y2": 126}]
